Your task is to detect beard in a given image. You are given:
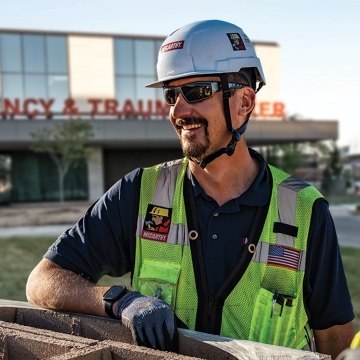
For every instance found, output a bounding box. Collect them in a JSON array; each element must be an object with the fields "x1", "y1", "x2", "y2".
[{"x1": 176, "y1": 117, "x2": 210, "y2": 160}]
